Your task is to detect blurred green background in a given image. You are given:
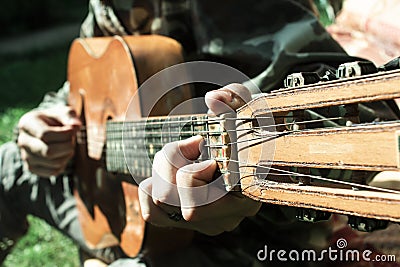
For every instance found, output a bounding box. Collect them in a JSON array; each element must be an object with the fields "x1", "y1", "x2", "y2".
[
  {"x1": 0, "y1": 0, "x2": 86, "y2": 266},
  {"x1": 0, "y1": 0, "x2": 339, "y2": 266}
]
